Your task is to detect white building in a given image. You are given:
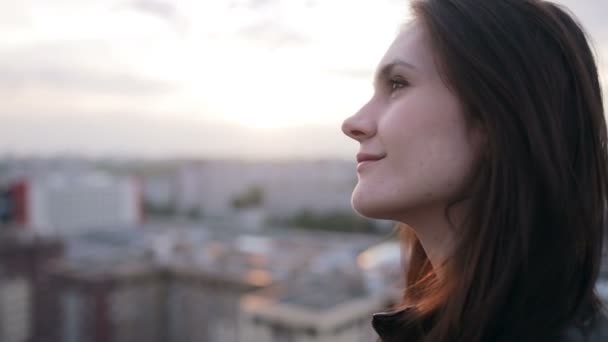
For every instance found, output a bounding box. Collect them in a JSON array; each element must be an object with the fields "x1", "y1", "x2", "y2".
[
  {"x1": 10, "y1": 172, "x2": 142, "y2": 235},
  {"x1": 0, "y1": 276, "x2": 31, "y2": 342}
]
